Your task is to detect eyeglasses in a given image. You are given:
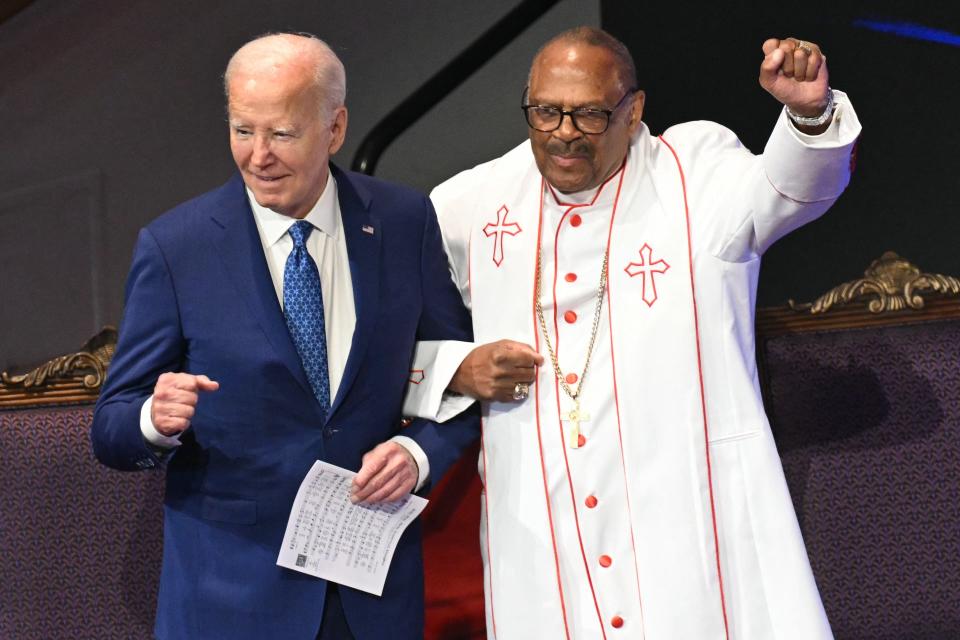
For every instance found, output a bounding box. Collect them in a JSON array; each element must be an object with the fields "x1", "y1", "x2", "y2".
[{"x1": 521, "y1": 88, "x2": 636, "y2": 134}]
